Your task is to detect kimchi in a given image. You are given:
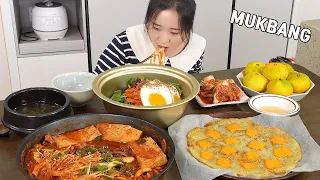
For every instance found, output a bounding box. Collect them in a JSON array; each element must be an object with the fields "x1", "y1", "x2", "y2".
[{"x1": 198, "y1": 75, "x2": 243, "y2": 104}]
